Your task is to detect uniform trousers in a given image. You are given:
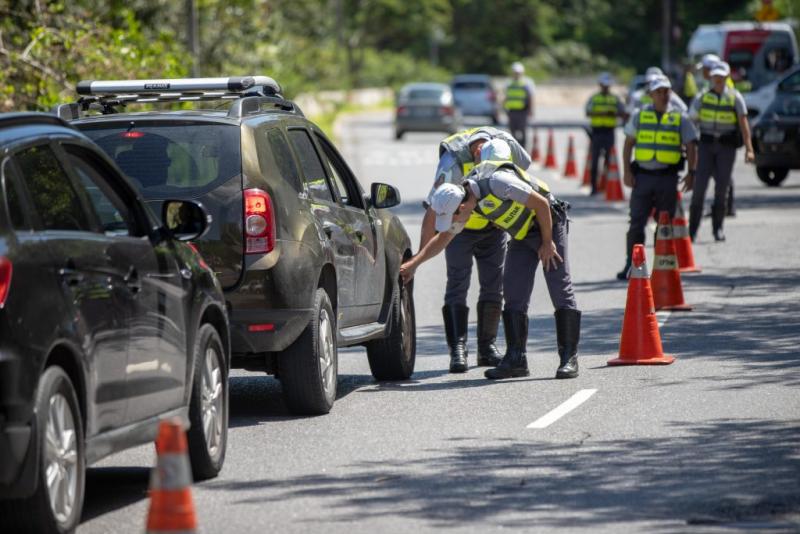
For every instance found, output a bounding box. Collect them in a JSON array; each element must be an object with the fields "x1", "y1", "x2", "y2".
[
  {"x1": 444, "y1": 226, "x2": 506, "y2": 307},
  {"x1": 589, "y1": 128, "x2": 615, "y2": 193},
  {"x1": 507, "y1": 110, "x2": 529, "y2": 150},
  {"x1": 690, "y1": 141, "x2": 737, "y2": 230},
  {"x1": 503, "y1": 214, "x2": 576, "y2": 313},
  {"x1": 625, "y1": 172, "x2": 679, "y2": 266}
]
